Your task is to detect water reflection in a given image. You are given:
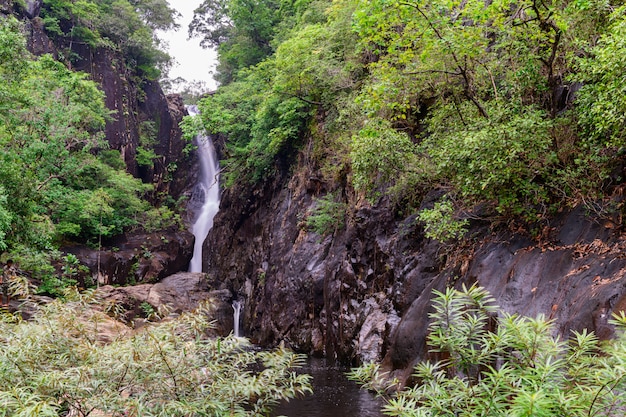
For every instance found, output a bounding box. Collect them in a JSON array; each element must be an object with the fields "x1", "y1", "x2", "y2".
[{"x1": 272, "y1": 357, "x2": 384, "y2": 417}]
